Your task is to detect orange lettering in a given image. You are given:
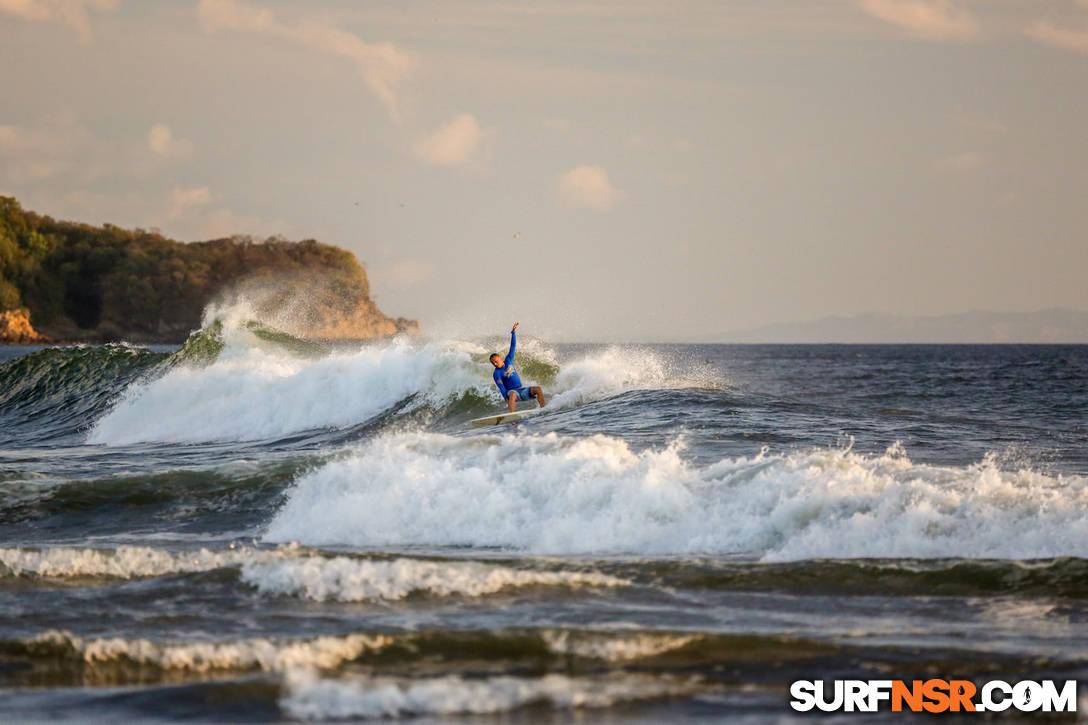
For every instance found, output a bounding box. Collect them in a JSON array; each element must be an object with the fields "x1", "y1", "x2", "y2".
[
  {"x1": 922, "y1": 679, "x2": 951, "y2": 713},
  {"x1": 949, "y1": 680, "x2": 976, "y2": 712},
  {"x1": 892, "y1": 680, "x2": 924, "y2": 712}
]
